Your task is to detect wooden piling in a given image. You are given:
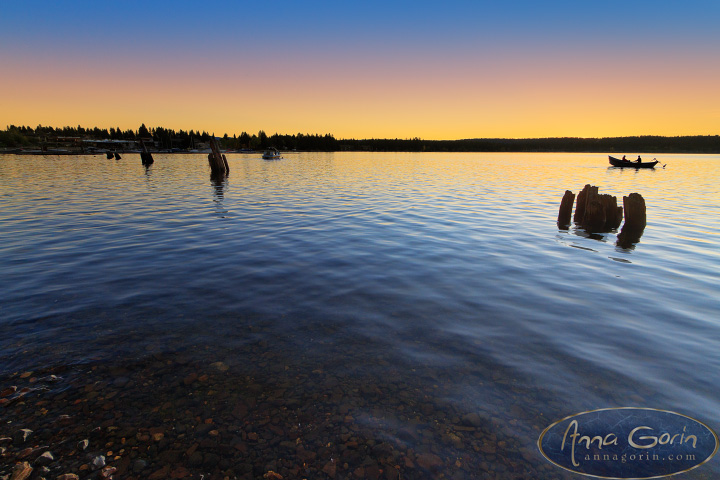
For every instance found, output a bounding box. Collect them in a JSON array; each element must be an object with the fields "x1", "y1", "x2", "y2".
[
  {"x1": 573, "y1": 184, "x2": 591, "y2": 223},
  {"x1": 208, "y1": 137, "x2": 229, "y2": 175},
  {"x1": 601, "y1": 194, "x2": 623, "y2": 230},
  {"x1": 140, "y1": 139, "x2": 154, "y2": 165},
  {"x1": 565, "y1": 184, "x2": 623, "y2": 233},
  {"x1": 581, "y1": 186, "x2": 606, "y2": 232},
  {"x1": 622, "y1": 193, "x2": 646, "y2": 231},
  {"x1": 557, "y1": 190, "x2": 575, "y2": 227},
  {"x1": 616, "y1": 194, "x2": 646, "y2": 248}
]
